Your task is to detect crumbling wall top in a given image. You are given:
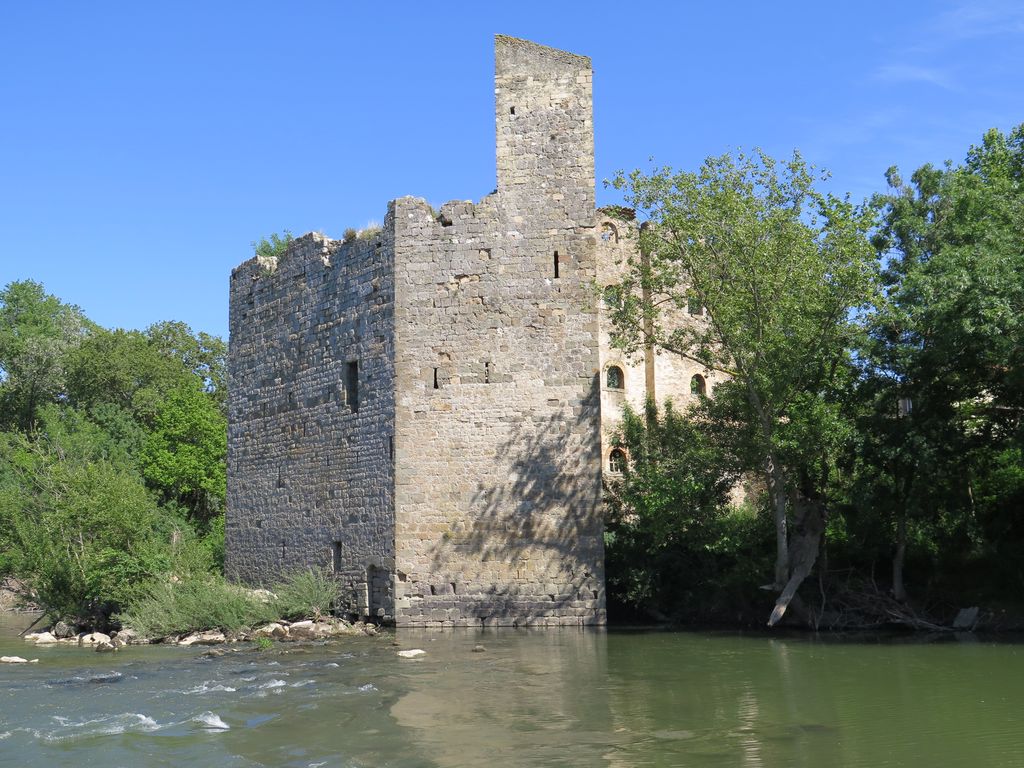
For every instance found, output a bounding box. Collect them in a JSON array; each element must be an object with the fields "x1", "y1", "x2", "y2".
[{"x1": 495, "y1": 34, "x2": 591, "y2": 70}]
